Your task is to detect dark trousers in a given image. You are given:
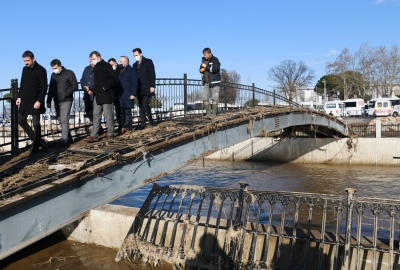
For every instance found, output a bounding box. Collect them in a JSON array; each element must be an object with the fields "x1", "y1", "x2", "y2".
[
  {"x1": 114, "y1": 99, "x2": 123, "y2": 131},
  {"x1": 84, "y1": 99, "x2": 94, "y2": 123},
  {"x1": 120, "y1": 106, "x2": 133, "y2": 131},
  {"x1": 138, "y1": 95, "x2": 154, "y2": 127},
  {"x1": 18, "y1": 114, "x2": 42, "y2": 151}
]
